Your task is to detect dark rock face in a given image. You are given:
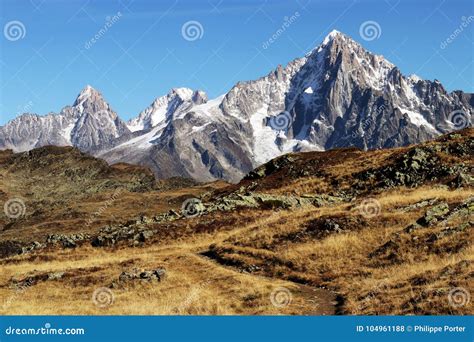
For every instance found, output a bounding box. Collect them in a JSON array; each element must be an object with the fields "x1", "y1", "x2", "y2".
[
  {"x1": 97, "y1": 31, "x2": 473, "y2": 182},
  {"x1": 283, "y1": 32, "x2": 472, "y2": 152}
]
